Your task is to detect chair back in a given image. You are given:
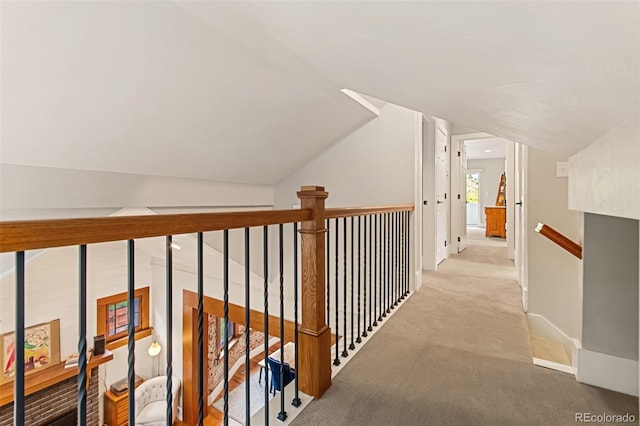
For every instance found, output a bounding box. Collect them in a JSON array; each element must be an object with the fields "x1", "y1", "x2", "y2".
[{"x1": 266, "y1": 356, "x2": 295, "y2": 392}]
